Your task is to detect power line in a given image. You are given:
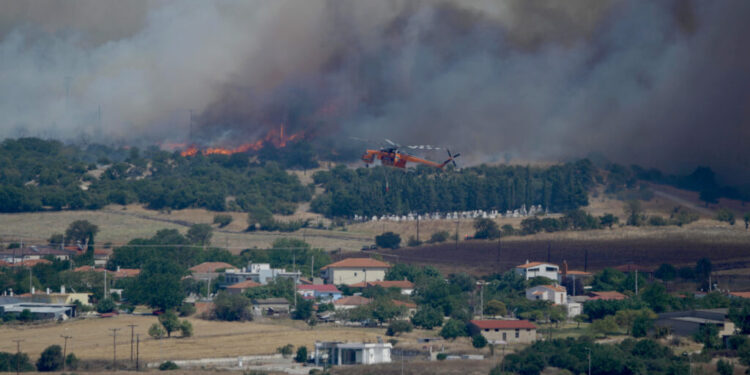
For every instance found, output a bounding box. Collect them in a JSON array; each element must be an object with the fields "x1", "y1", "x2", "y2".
[
  {"x1": 60, "y1": 335, "x2": 72, "y2": 371},
  {"x1": 109, "y1": 328, "x2": 121, "y2": 369}
]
